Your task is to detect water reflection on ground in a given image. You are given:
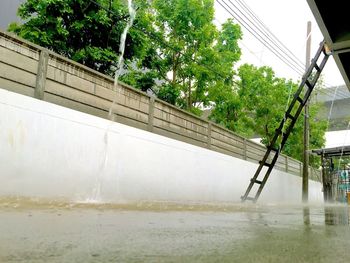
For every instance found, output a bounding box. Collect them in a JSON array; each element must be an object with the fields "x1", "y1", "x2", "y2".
[
  {"x1": 324, "y1": 205, "x2": 350, "y2": 225},
  {"x1": 0, "y1": 198, "x2": 350, "y2": 262}
]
